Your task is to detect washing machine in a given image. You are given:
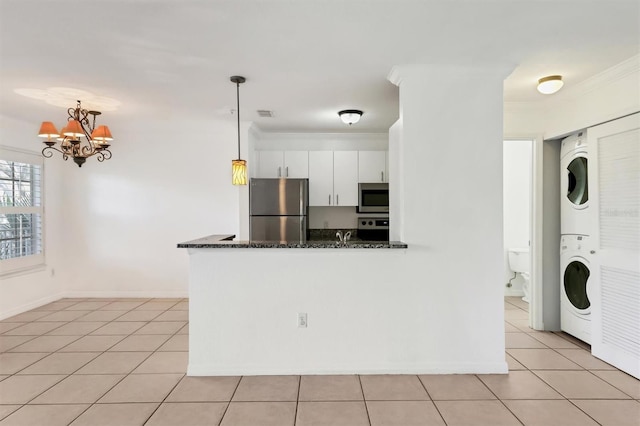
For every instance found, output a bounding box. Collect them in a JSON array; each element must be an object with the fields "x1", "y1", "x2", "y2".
[
  {"x1": 560, "y1": 131, "x2": 590, "y2": 236},
  {"x1": 560, "y1": 234, "x2": 592, "y2": 344}
]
